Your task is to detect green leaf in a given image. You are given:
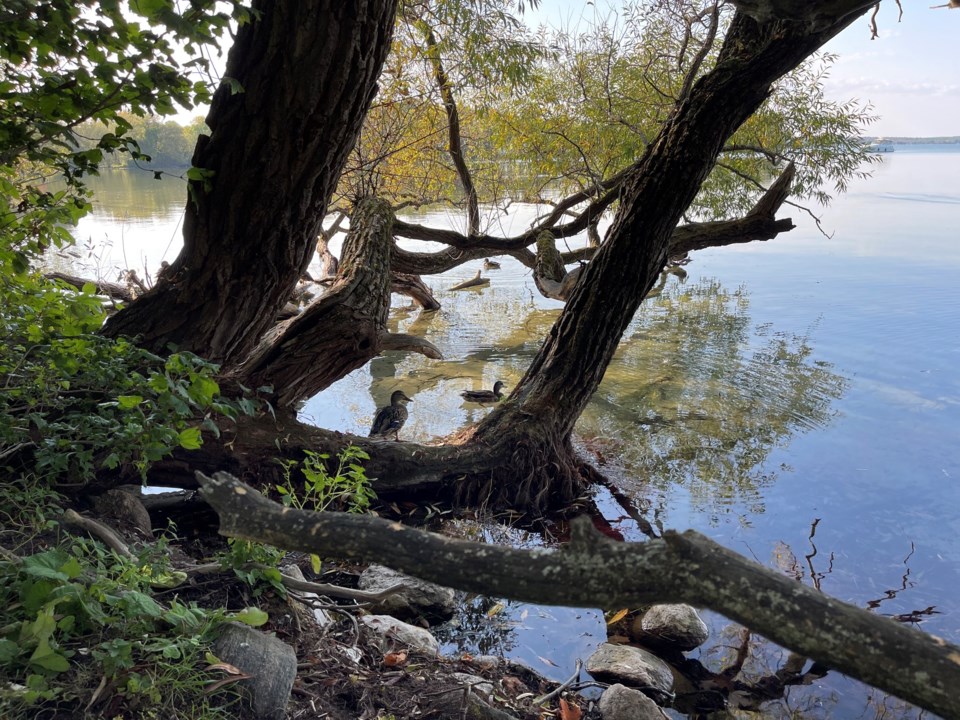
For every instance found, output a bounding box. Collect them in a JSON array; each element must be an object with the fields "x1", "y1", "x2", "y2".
[
  {"x1": 177, "y1": 427, "x2": 202, "y2": 450},
  {"x1": 22, "y1": 551, "x2": 72, "y2": 582},
  {"x1": 131, "y1": 0, "x2": 171, "y2": 21},
  {"x1": 232, "y1": 607, "x2": 268, "y2": 627},
  {"x1": 223, "y1": 77, "x2": 245, "y2": 95},
  {"x1": 121, "y1": 590, "x2": 163, "y2": 618},
  {"x1": 29, "y1": 638, "x2": 70, "y2": 673},
  {"x1": 117, "y1": 394, "x2": 144, "y2": 409},
  {"x1": 0, "y1": 638, "x2": 21, "y2": 664},
  {"x1": 189, "y1": 376, "x2": 219, "y2": 406},
  {"x1": 59, "y1": 556, "x2": 83, "y2": 580}
]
